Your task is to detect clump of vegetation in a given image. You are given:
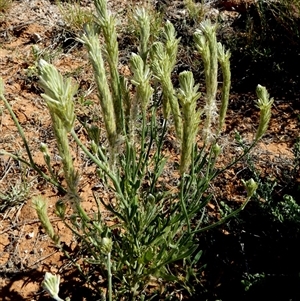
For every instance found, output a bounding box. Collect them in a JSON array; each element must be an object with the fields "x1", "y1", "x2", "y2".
[
  {"x1": 184, "y1": 0, "x2": 206, "y2": 23},
  {"x1": 56, "y1": 0, "x2": 94, "y2": 33}
]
